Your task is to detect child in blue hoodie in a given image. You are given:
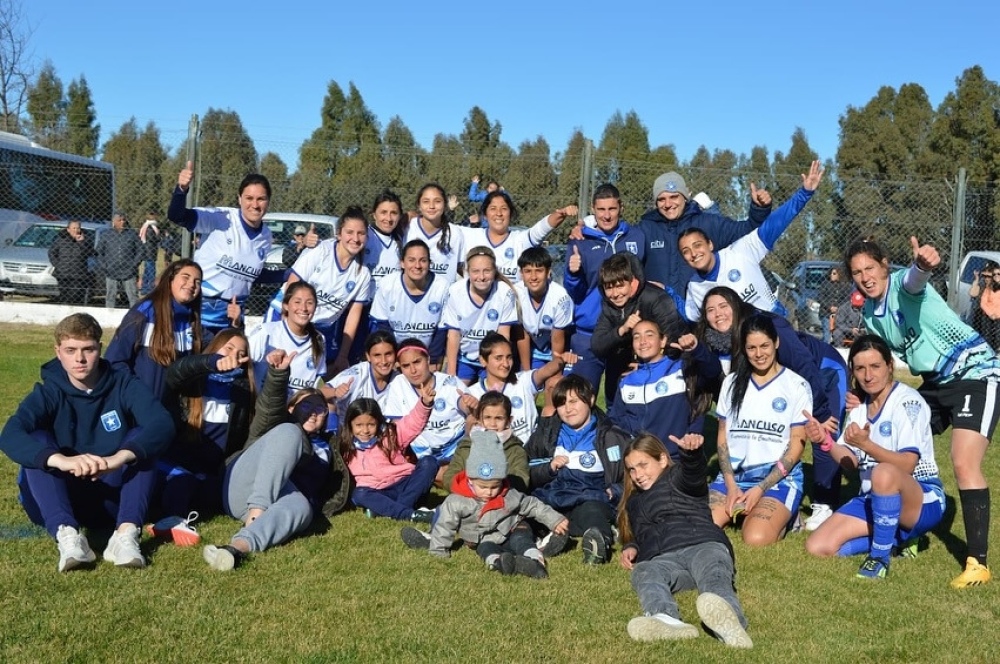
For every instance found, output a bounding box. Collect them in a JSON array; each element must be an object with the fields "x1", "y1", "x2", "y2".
[{"x1": 0, "y1": 314, "x2": 175, "y2": 572}]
